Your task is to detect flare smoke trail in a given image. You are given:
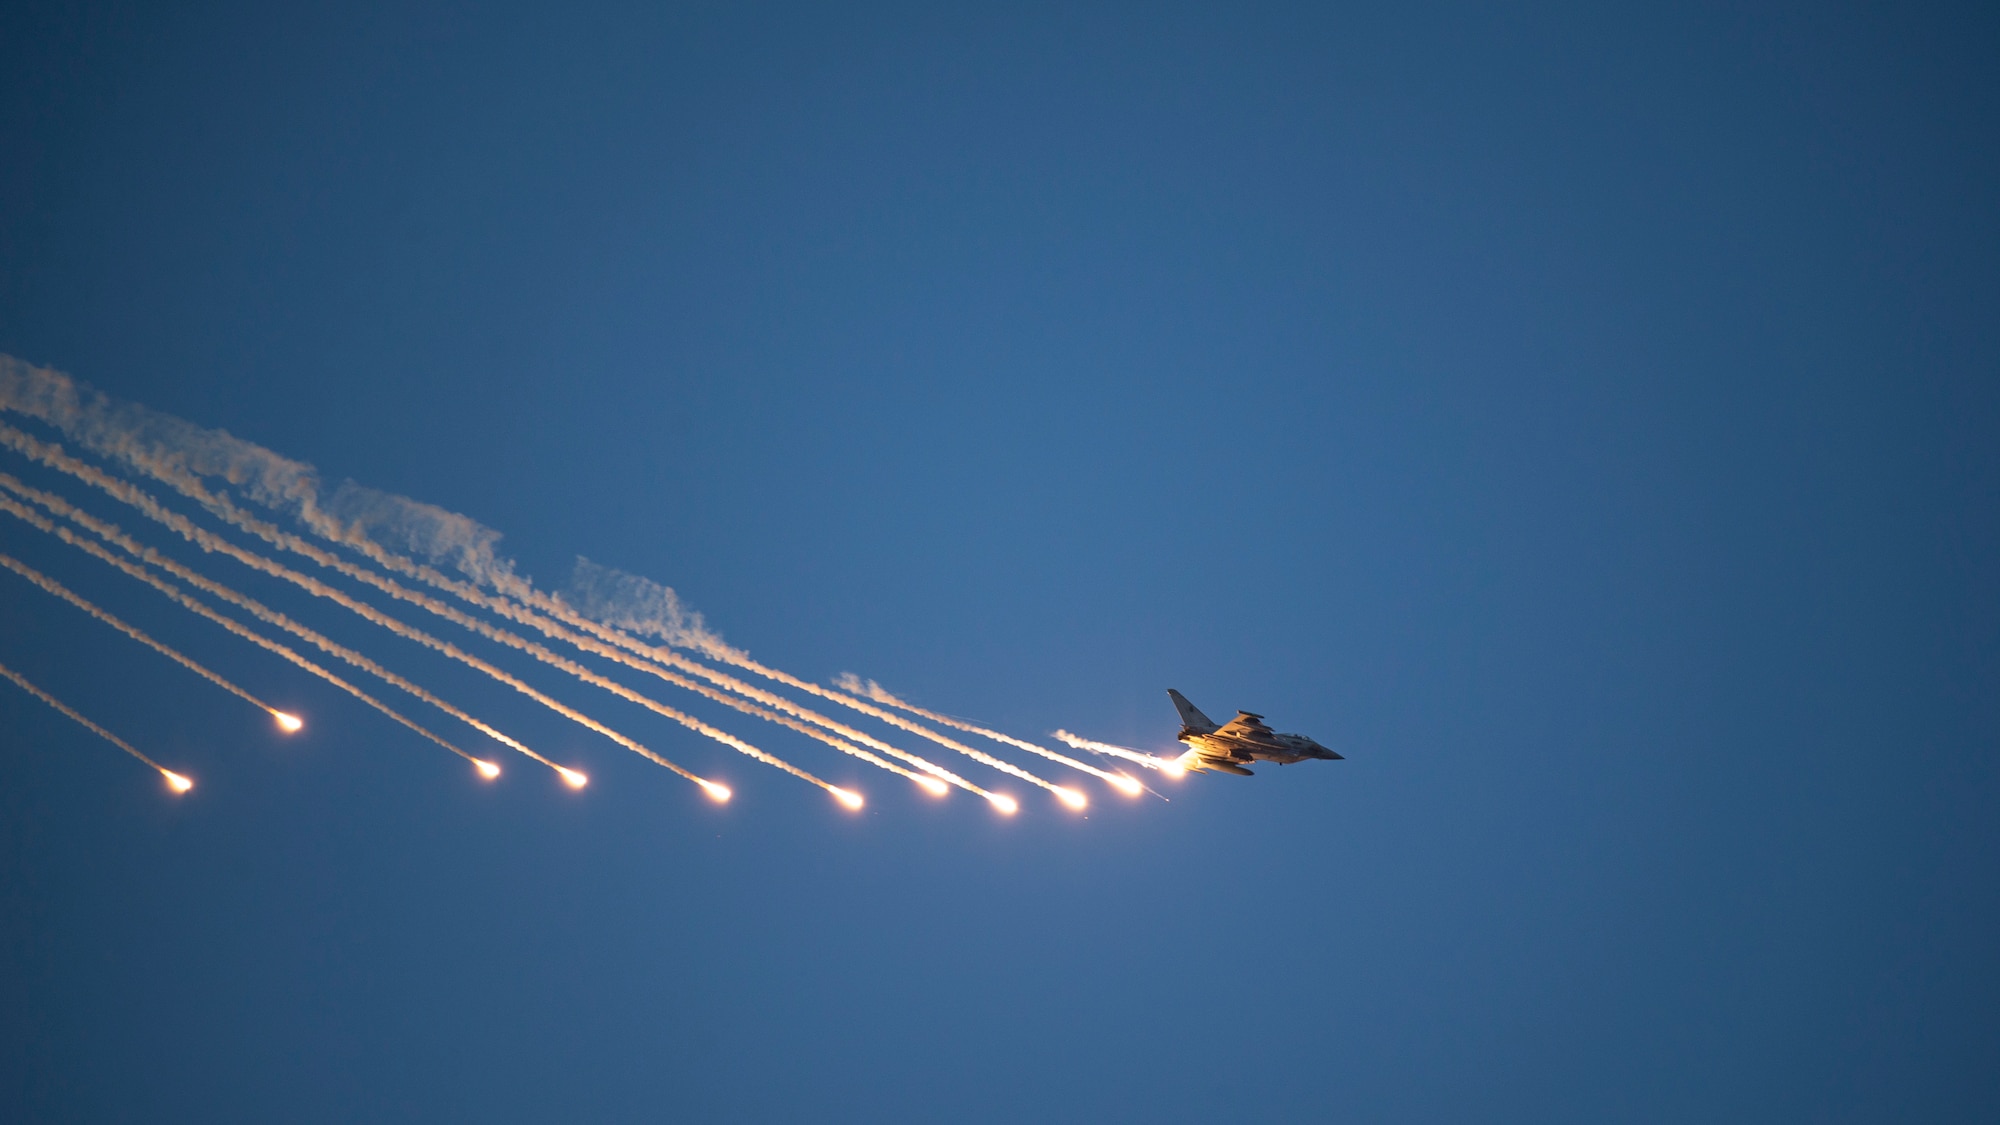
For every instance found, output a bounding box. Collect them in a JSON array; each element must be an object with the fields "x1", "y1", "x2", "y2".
[
  {"x1": 298, "y1": 540, "x2": 984, "y2": 797},
  {"x1": 0, "y1": 426, "x2": 748, "y2": 795},
  {"x1": 0, "y1": 359, "x2": 1045, "y2": 806},
  {"x1": 722, "y1": 650, "x2": 1064, "y2": 803},
  {"x1": 0, "y1": 494, "x2": 494, "y2": 768},
  {"x1": 0, "y1": 658, "x2": 190, "y2": 790},
  {"x1": 199, "y1": 514, "x2": 976, "y2": 794},
  {"x1": 0, "y1": 475, "x2": 524, "y2": 772},
  {"x1": 566, "y1": 562, "x2": 1063, "y2": 807},
  {"x1": 381, "y1": 555, "x2": 1001, "y2": 801},
  {"x1": 0, "y1": 549, "x2": 281, "y2": 720},
  {"x1": 617, "y1": 648, "x2": 981, "y2": 796},
  {"x1": 1053, "y1": 730, "x2": 1189, "y2": 775},
  {"x1": 0, "y1": 357, "x2": 635, "y2": 660},
  {"x1": 597, "y1": 654, "x2": 937, "y2": 792},
  {"x1": 0, "y1": 422, "x2": 898, "y2": 801},
  {"x1": 836, "y1": 674, "x2": 1142, "y2": 796},
  {"x1": 299, "y1": 543, "x2": 955, "y2": 794},
  {"x1": 0, "y1": 355, "x2": 547, "y2": 611}
]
